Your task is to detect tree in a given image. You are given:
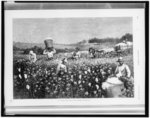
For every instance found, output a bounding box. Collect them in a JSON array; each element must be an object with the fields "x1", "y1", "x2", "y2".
[{"x1": 120, "y1": 33, "x2": 133, "y2": 42}]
